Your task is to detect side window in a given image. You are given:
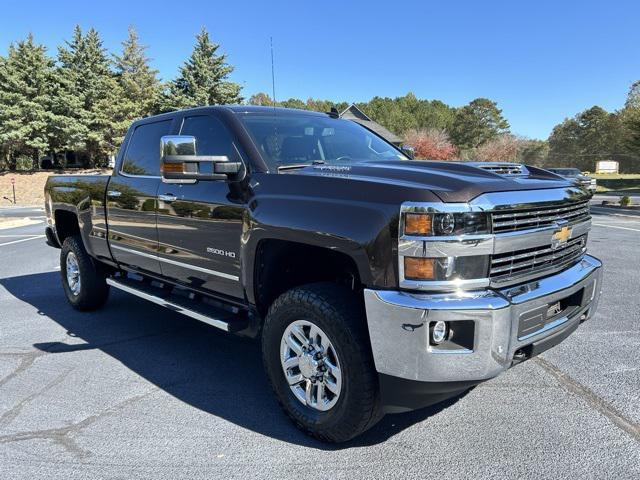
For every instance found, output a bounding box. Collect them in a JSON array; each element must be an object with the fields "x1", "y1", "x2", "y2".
[
  {"x1": 179, "y1": 115, "x2": 237, "y2": 158},
  {"x1": 121, "y1": 119, "x2": 172, "y2": 176}
]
